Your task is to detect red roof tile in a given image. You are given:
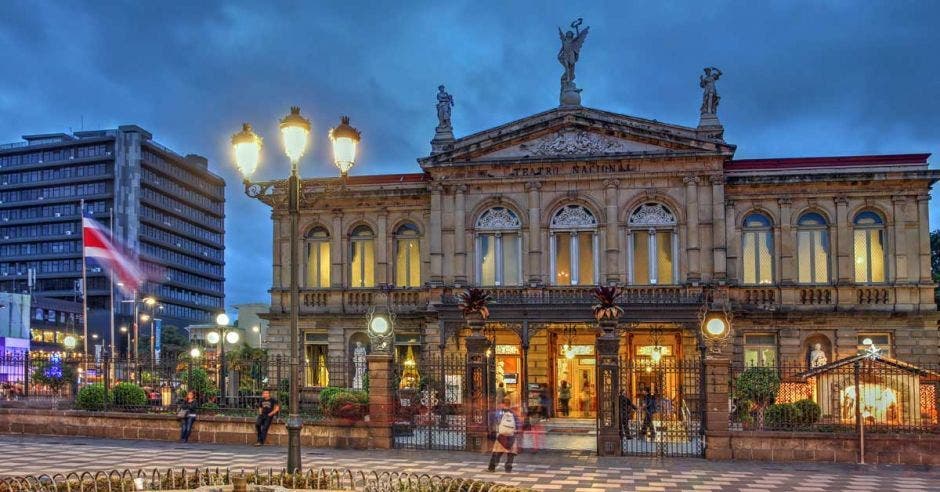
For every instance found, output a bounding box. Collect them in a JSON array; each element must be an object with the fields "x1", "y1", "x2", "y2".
[{"x1": 727, "y1": 153, "x2": 930, "y2": 171}]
